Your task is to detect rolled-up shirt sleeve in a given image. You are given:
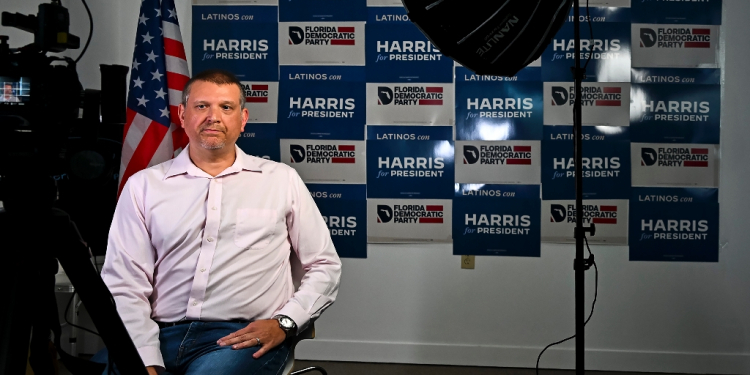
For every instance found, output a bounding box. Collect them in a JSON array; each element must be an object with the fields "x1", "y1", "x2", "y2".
[
  {"x1": 277, "y1": 169, "x2": 343, "y2": 333},
  {"x1": 101, "y1": 176, "x2": 164, "y2": 368}
]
